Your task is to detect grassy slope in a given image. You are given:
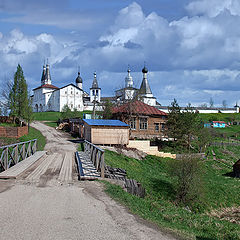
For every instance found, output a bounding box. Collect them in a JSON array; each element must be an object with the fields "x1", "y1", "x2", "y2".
[
  {"x1": 199, "y1": 113, "x2": 240, "y2": 122},
  {"x1": 0, "y1": 127, "x2": 46, "y2": 151},
  {"x1": 103, "y1": 150, "x2": 240, "y2": 240}
]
